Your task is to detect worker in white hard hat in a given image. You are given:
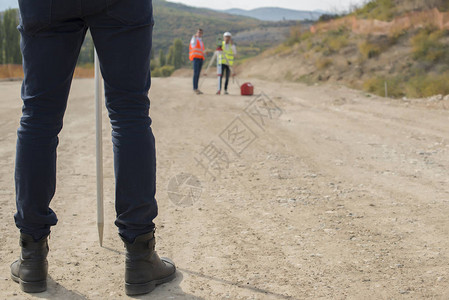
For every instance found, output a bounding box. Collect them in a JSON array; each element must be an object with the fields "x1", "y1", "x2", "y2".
[{"x1": 218, "y1": 32, "x2": 237, "y2": 95}]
